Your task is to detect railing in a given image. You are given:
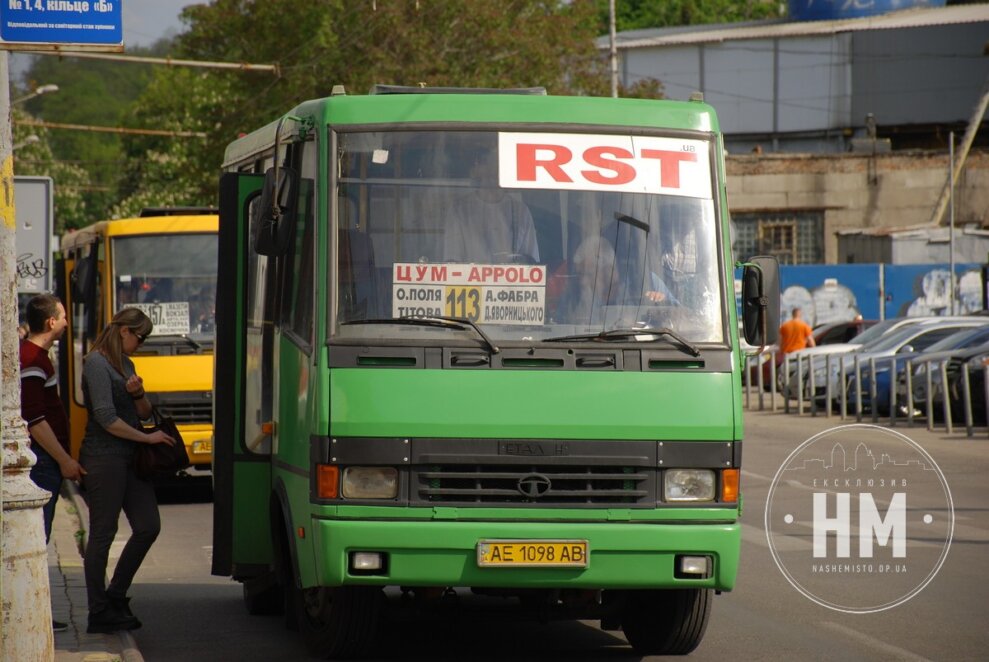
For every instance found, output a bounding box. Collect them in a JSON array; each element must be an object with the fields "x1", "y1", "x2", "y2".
[{"x1": 742, "y1": 350, "x2": 989, "y2": 438}]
